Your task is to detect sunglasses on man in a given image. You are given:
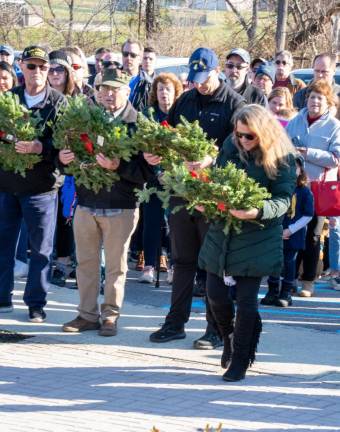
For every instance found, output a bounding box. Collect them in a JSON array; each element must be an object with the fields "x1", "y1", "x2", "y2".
[
  {"x1": 275, "y1": 60, "x2": 288, "y2": 66},
  {"x1": 122, "y1": 51, "x2": 138, "y2": 59},
  {"x1": 102, "y1": 60, "x2": 120, "y2": 68},
  {"x1": 25, "y1": 63, "x2": 49, "y2": 71}
]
